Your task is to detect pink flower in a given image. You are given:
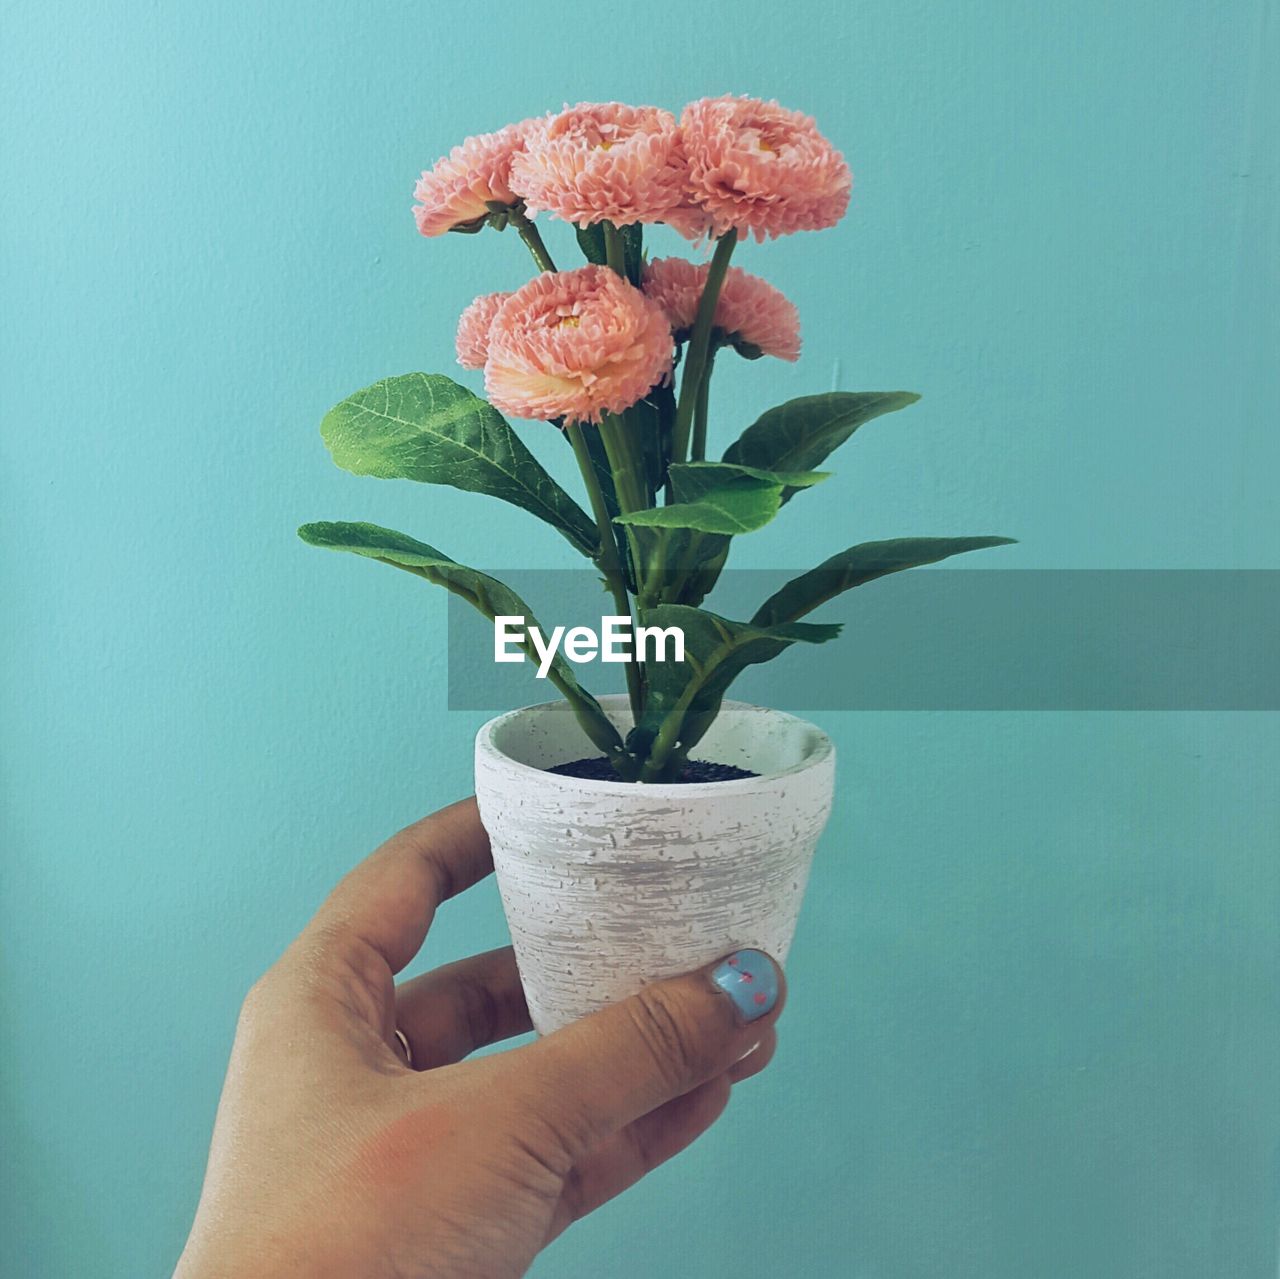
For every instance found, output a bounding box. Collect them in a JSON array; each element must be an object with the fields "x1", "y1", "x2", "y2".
[
  {"x1": 413, "y1": 123, "x2": 529, "y2": 237},
  {"x1": 643, "y1": 257, "x2": 801, "y2": 361},
  {"x1": 679, "y1": 95, "x2": 852, "y2": 242},
  {"x1": 511, "y1": 102, "x2": 693, "y2": 231},
  {"x1": 485, "y1": 265, "x2": 674, "y2": 424},
  {"x1": 455, "y1": 291, "x2": 512, "y2": 369}
]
